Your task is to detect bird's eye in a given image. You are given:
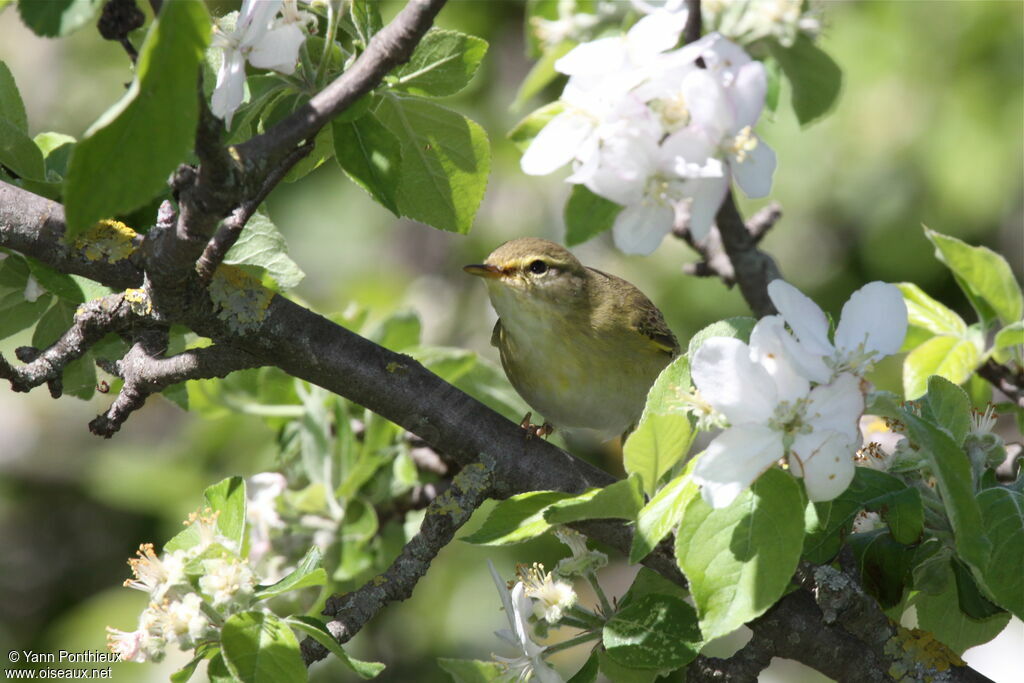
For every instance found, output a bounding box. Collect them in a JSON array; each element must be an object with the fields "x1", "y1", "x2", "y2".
[{"x1": 528, "y1": 260, "x2": 548, "y2": 275}]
